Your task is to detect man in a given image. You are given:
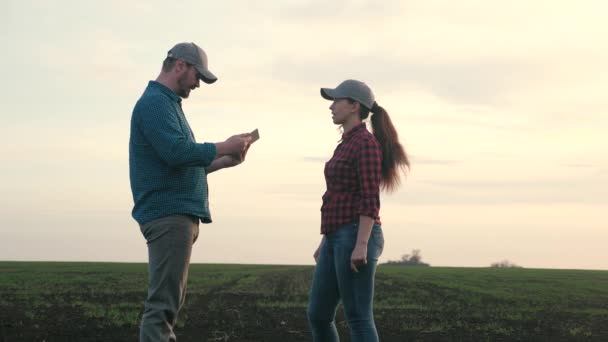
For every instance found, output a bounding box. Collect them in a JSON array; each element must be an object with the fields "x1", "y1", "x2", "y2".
[{"x1": 129, "y1": 42, "x2": 251, "y2": 342}]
